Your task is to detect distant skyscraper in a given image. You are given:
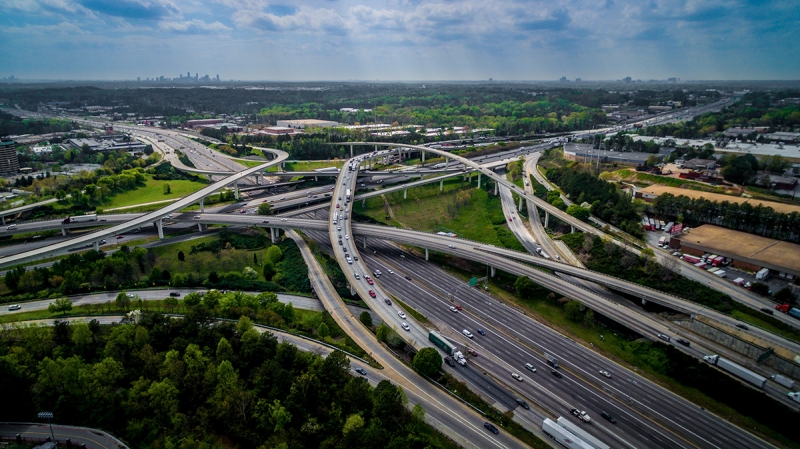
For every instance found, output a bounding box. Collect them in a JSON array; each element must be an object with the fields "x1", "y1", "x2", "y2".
[
  {"x1": 216, "y1": 74, "x2": 220, "y2": 81},
  {"x1": 623, "y1": 76, "x2": 632, "y2": 83},
  {"x1": 559, "y1": 76, "x2": 568, "y2": 82}
]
